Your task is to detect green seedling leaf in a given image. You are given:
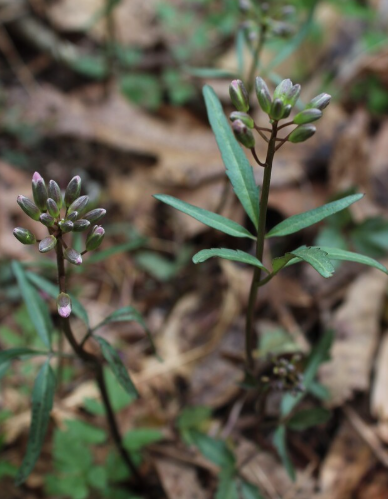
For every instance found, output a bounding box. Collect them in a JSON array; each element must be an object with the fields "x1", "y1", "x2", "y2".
[
  {"x1": 95, "y1": 336, "x2": 138, "y2": 398},
  {"x1": 313, "y1": 246, "x2": 388, "y2": 274},
  {"x1": 266, "y1": 194, "x2": 364, "y2": 238},
  {"x1": 15, "y1": 360, "x2": 56, "y2": 485},
  {"x1": 287, "y1": 407, "x2": 331, "y2": 431},
  {"x1": 189, "y1": 430, "x2": 235, "y2": 469},
  {"x1": 154, "y1": 194, "x2": 255, "y2": 240},
  {"x1": 193, "y1": 248, "x2": 268, "y2": 272},
  {"x1": 26, "y1": 272, "x2": 89, "y2": 326},
  {"x1": 123, "y1": 428, "x2": 164, "y2": 452},
  {"x1": 12, "y1": 261, "x2": 51, "y2": 348},
  {"x1": 93, "y1": 306, "x2": 156, "y2": 355},
  {"x1": 290, "y1": 247, "x2": 335, "y2": 278},
  {"x1": 273, "y1": 425, "x2": 295, "y2": 482},
  {"x1": 240, "y1": 480, "x2": 264, "y2": 499},
  {"x1": 203, "y1": 85, "x2": 260, "y2": 229},
  {"x1": 281, "y1": 330, "x2": 334, "y2": 417}
]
